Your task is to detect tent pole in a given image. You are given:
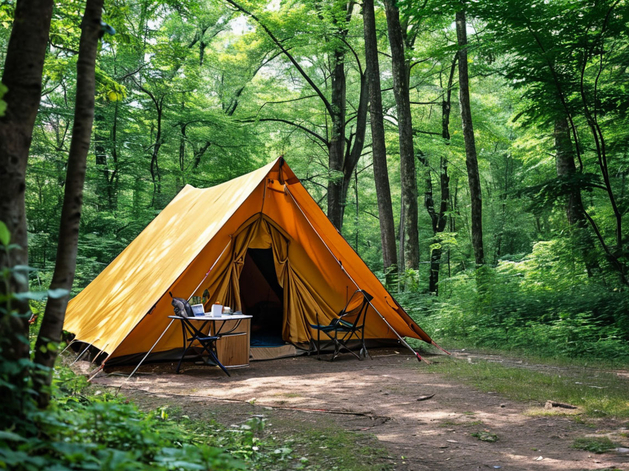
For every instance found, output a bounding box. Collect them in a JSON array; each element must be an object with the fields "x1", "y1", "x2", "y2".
[
  {"x1": 367, "y1": 301, "x2": 429, "y2": 364},
  {"x1": 124, "y1": 318, "x2": 176, "y2": 383},
  {"x1": 187, "y1": 239, "x2": 232, "y2": 301},
  {"x1": 284, "y1": 185, "x2": 428, "y2": 363},
  {"x1": 90, "y1": 343, "x2": 109, "y2": 366}
]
